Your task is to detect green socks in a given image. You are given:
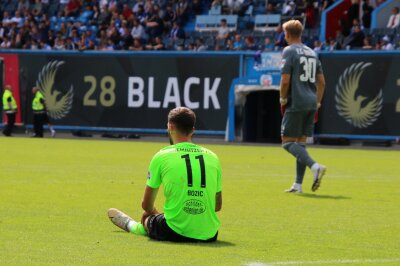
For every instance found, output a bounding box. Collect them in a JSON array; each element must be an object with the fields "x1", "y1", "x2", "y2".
[{"x1": 128, "y1": 221, "x2": 147, "y2": 236}]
